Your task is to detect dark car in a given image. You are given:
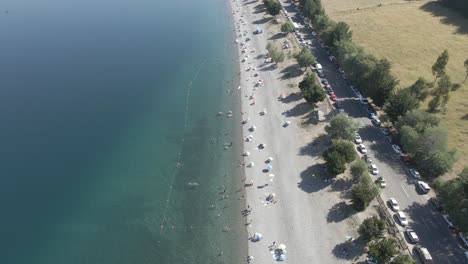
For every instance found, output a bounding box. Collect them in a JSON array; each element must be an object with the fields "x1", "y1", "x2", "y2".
[
  {"x1": 321, "y1": 79, "x2": 329, "y2": 85},
  {"x1": 334, "y1": 101, "x2": 342, "y2": 108}
]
